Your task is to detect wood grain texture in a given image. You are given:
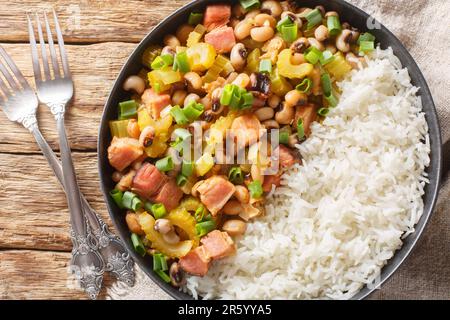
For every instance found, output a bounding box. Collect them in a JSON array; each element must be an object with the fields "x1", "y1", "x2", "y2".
[
  {"x1": 0, "y1": 152, "x2": 114, "y2": 251},
  {"x1": 0, "y1": 0, "x2": 190, "y2": 43},
  {"x1": 0, "y1": 249, "x2": 112, "y2": 299},
  {"x1": 0, "y1": 42, "x2": 136, "y2": 153}
]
